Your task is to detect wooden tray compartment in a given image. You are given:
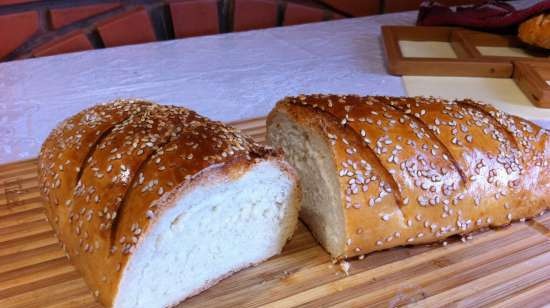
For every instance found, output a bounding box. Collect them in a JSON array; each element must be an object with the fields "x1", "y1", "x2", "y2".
[
  {"x1": 452, "y1": 30, "x2": 550, "y2": 61},
  {"x1": 1, "y1": 117, "x2": 550, "y2": 307},
  {"x1": 382, "y1": 26, "x2": 511, "y2": 77}
]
